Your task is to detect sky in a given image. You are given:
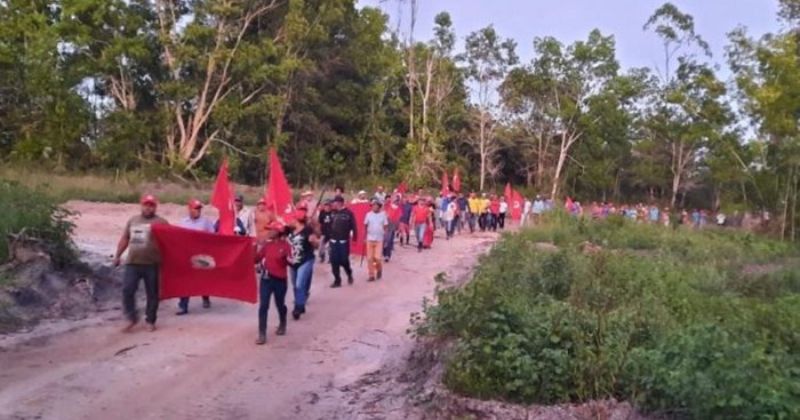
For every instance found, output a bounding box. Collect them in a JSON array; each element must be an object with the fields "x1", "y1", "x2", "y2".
[{"x1": 358, "y1": 0, "x2": 783, "y2": 76}]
